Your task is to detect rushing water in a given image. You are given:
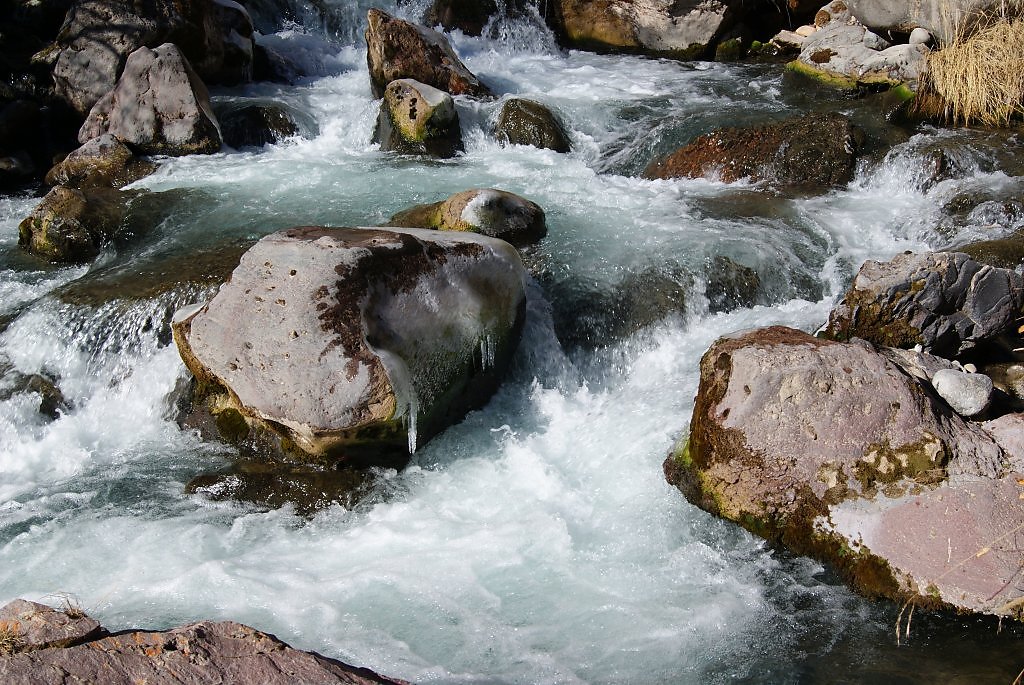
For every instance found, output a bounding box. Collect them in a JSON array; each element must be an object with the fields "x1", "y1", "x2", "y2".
[{"x1": 3, "y1": 3, "x2": 1024, "y2": 683}]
